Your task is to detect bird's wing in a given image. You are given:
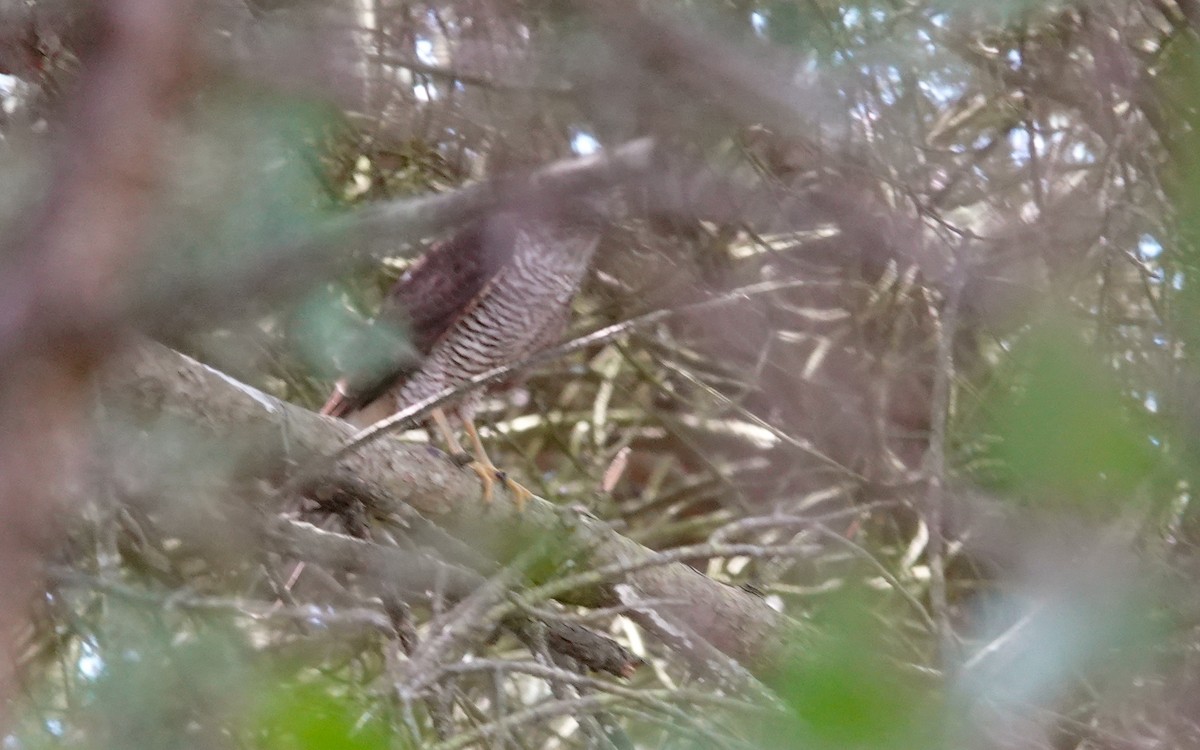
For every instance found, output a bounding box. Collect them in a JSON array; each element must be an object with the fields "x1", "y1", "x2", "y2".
[{"x1": 320, "y1": 215, "x2": 520, "y2": 418}]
